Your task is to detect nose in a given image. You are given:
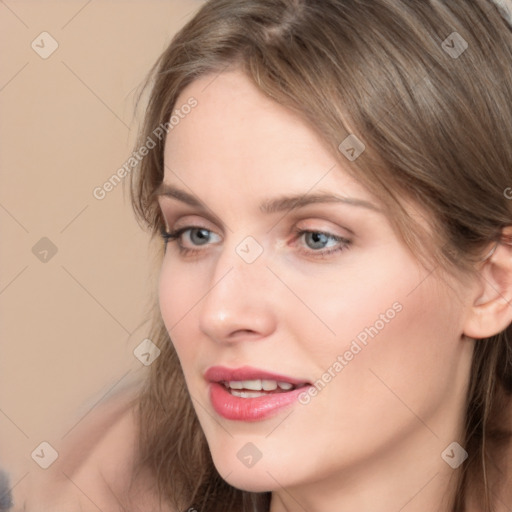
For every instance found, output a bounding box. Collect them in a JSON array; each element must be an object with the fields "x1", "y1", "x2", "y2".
[{"x1": 198, "y1": 240, "x2": 277, "y2": 344}]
